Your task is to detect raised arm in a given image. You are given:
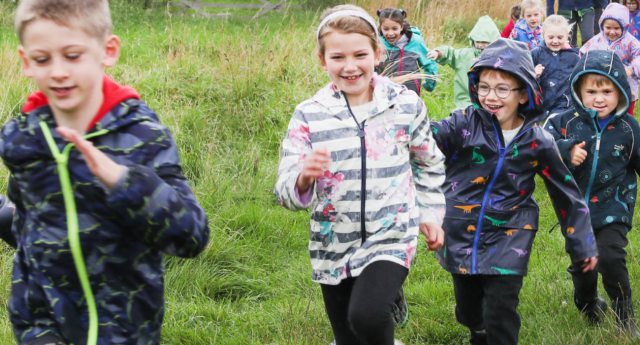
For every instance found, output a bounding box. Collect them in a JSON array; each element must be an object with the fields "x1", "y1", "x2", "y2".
[{"x1": 543, "y1": 113, "x2": 580, "y2": 167}]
